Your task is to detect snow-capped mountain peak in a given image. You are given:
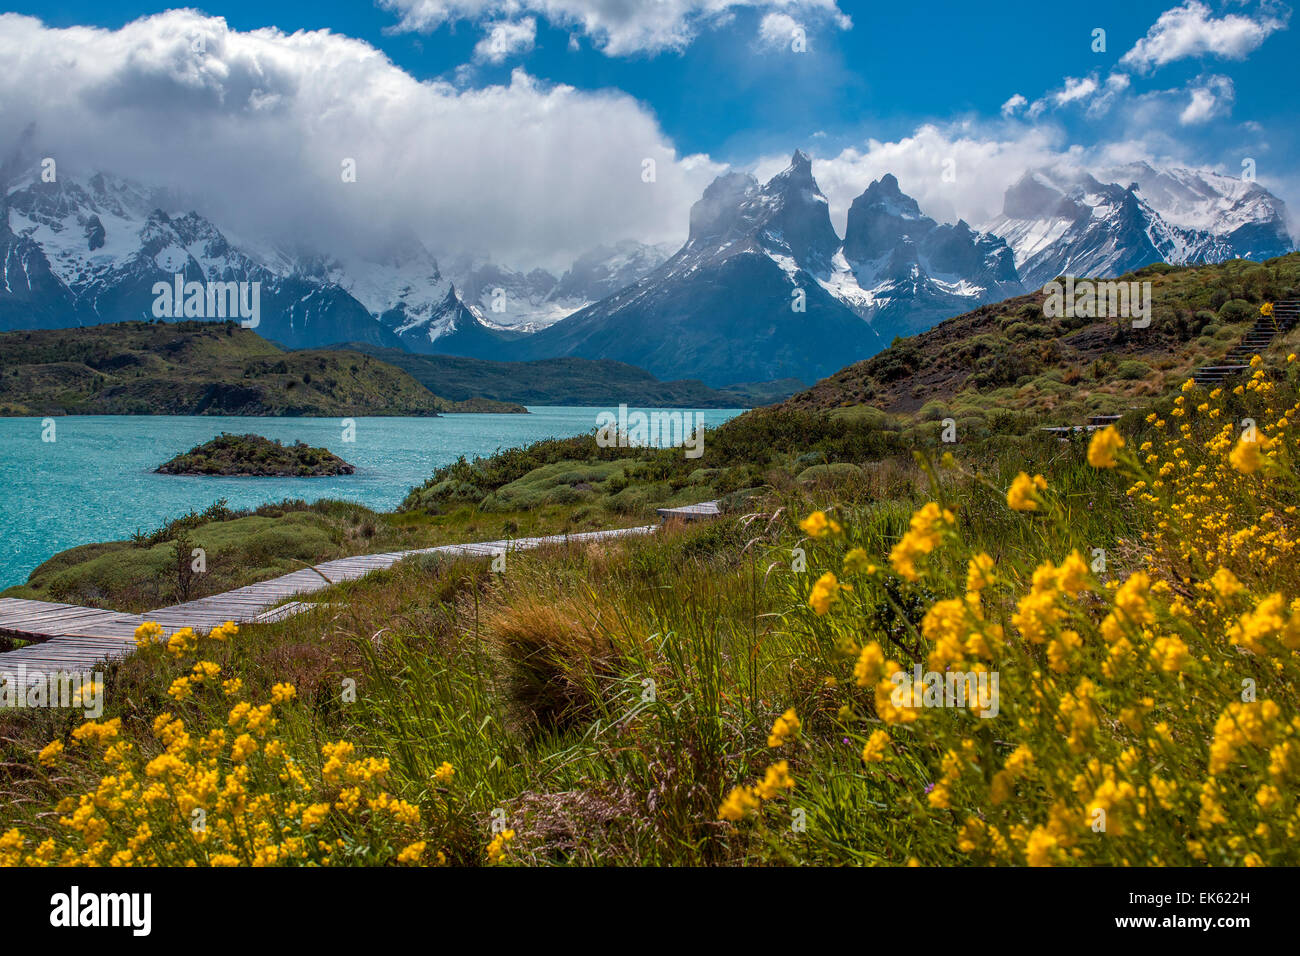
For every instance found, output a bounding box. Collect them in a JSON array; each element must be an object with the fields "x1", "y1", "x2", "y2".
[
  {"x1": 0, "y1": 165, "x2": 670, "y2": 356},
  {"x1": 1103, "y1": 161, "x2": 1288, "y2": 237},
  {"x1": 986, "y1": 163, "x2": 1292, "y2": 288},
  {"x1": 826, "y1": 174, "x2": 1023, "y2": 334},
  {"x1": 1, "y1": 169, "x2": 400, "y2": 348}
]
